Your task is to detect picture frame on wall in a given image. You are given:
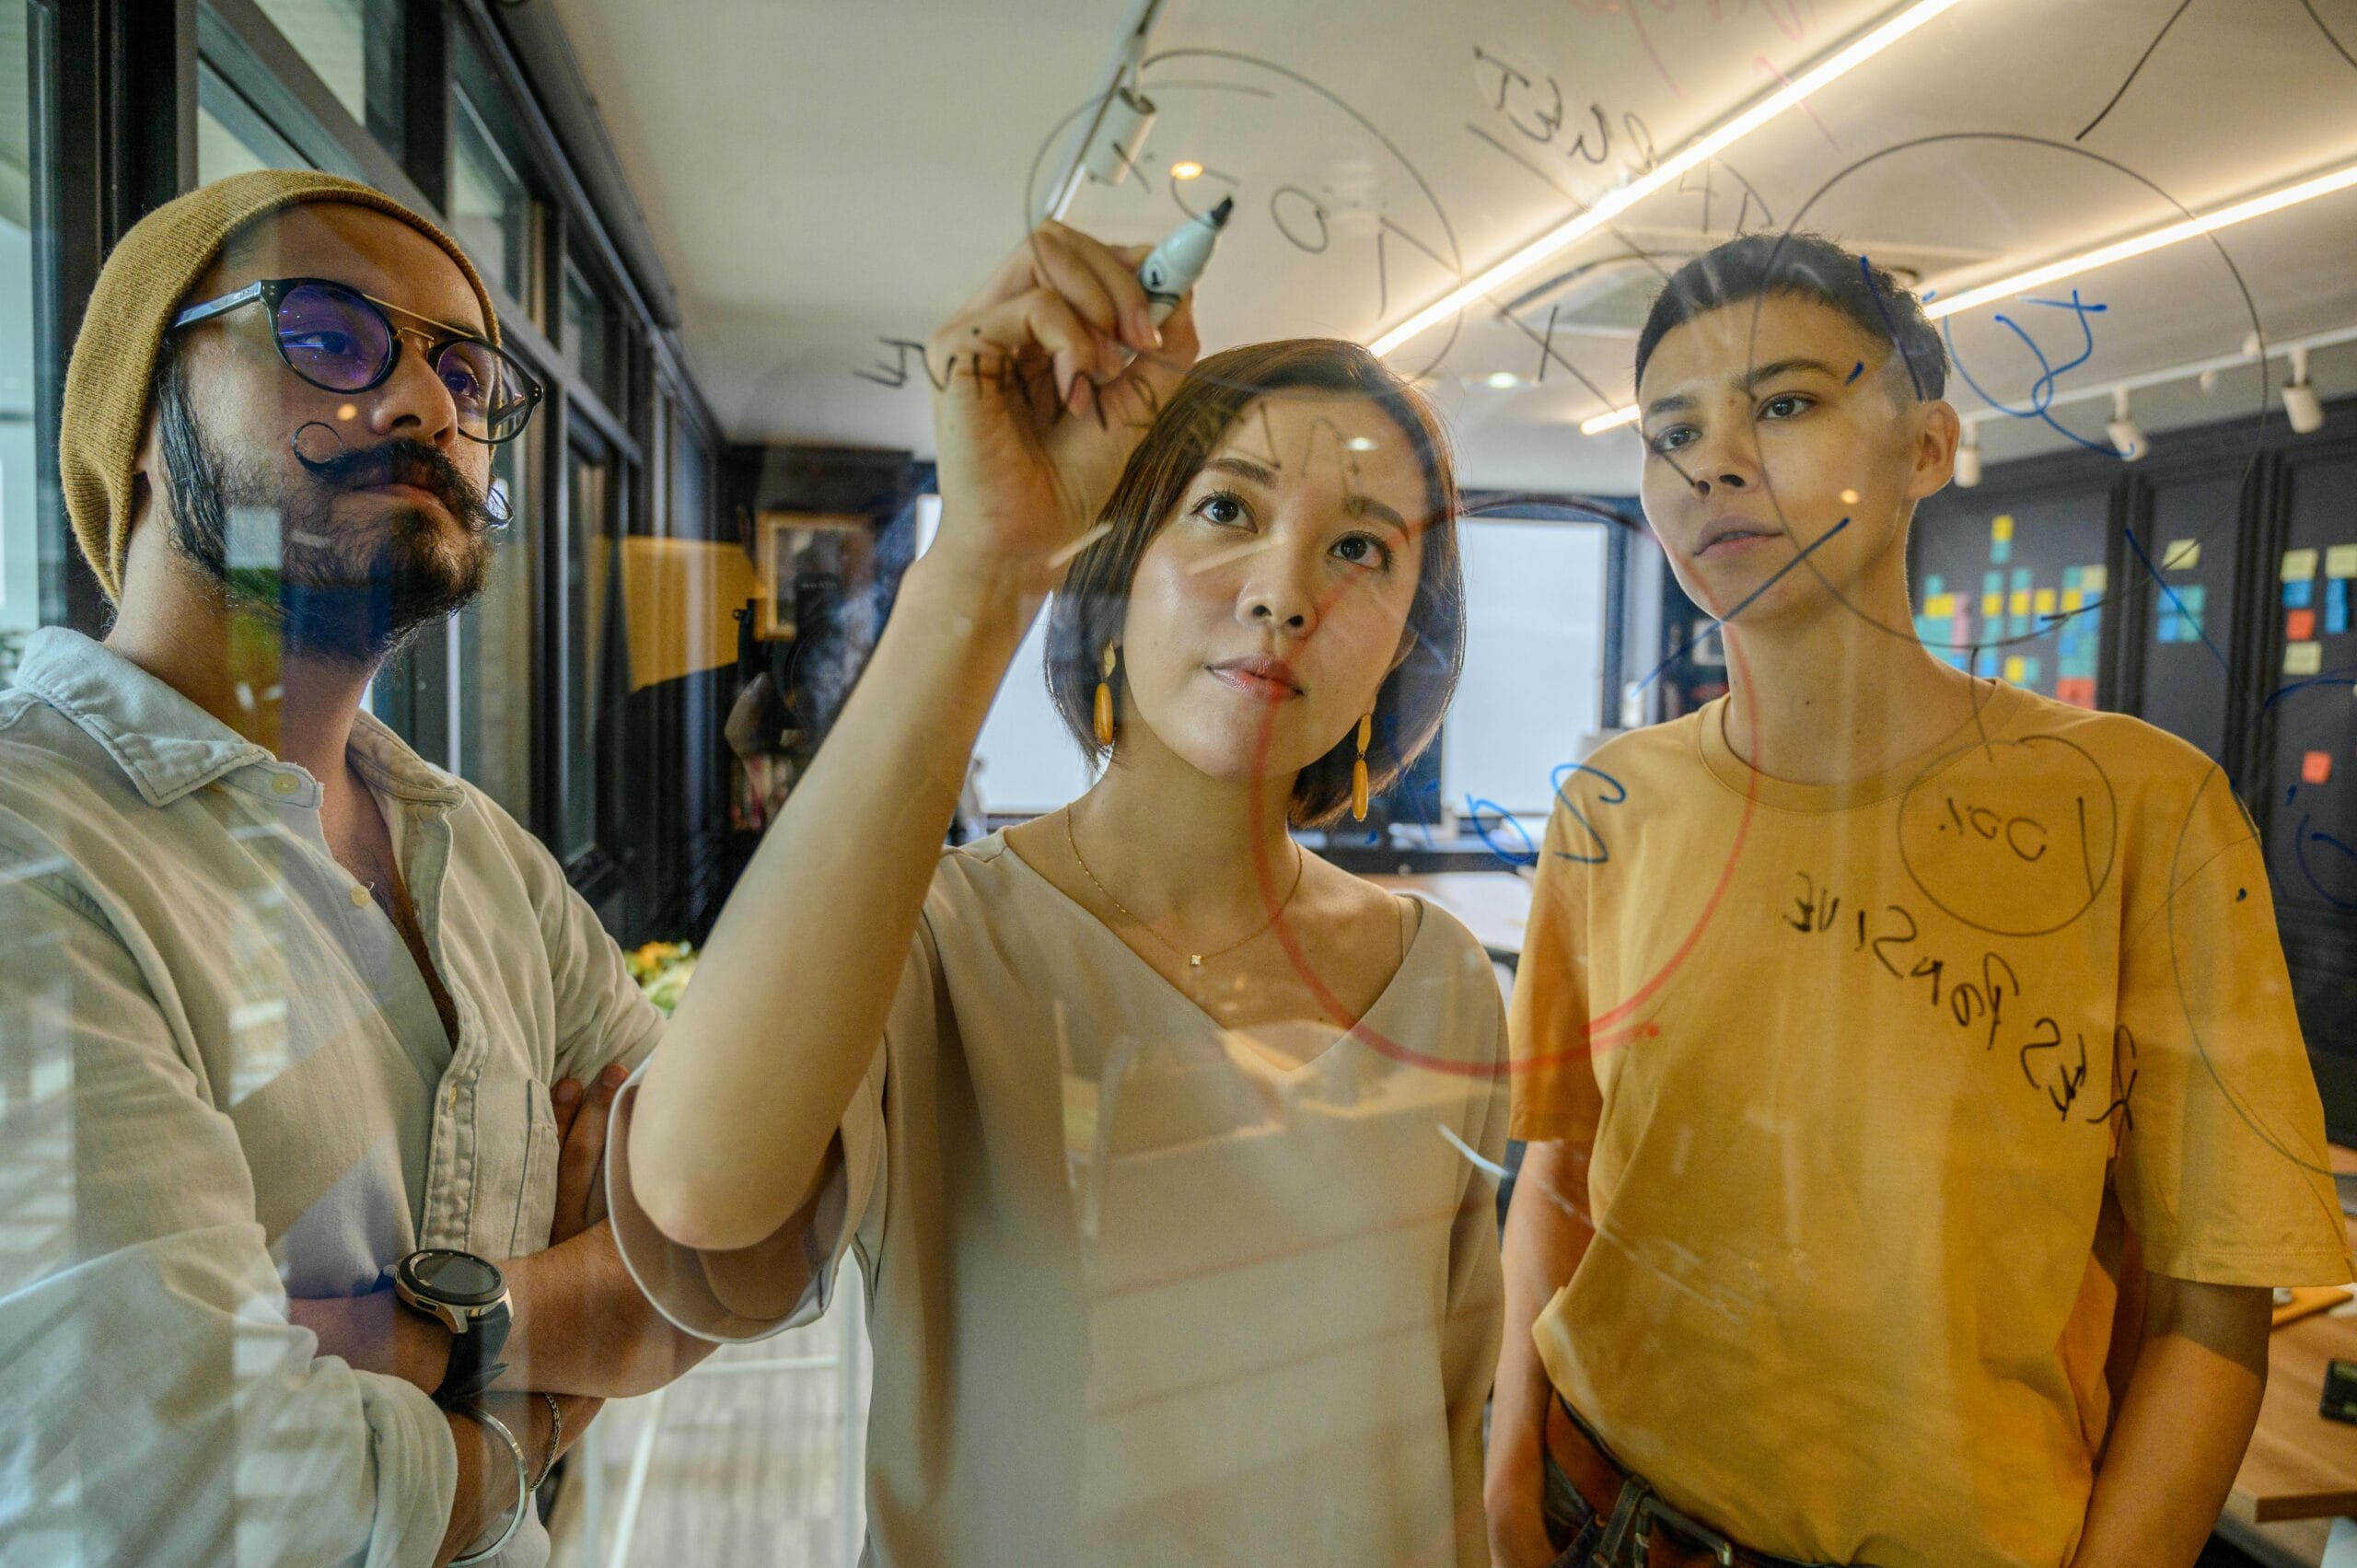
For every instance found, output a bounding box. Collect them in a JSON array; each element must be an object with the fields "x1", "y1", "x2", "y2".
[{"x1": 756, "y1": 512, "x2": 871, "y2": 641}]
